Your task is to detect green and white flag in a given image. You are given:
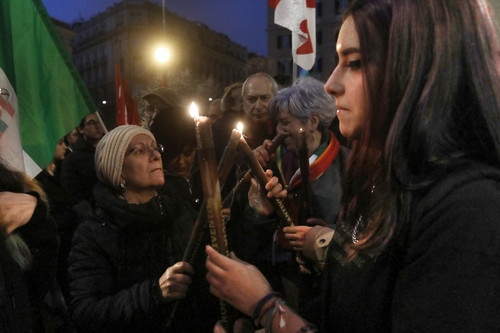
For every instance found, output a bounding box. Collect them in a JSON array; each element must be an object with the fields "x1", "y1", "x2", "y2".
[{"x1": 0, "y1": 0, "x2": 95, "y2": 177}]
